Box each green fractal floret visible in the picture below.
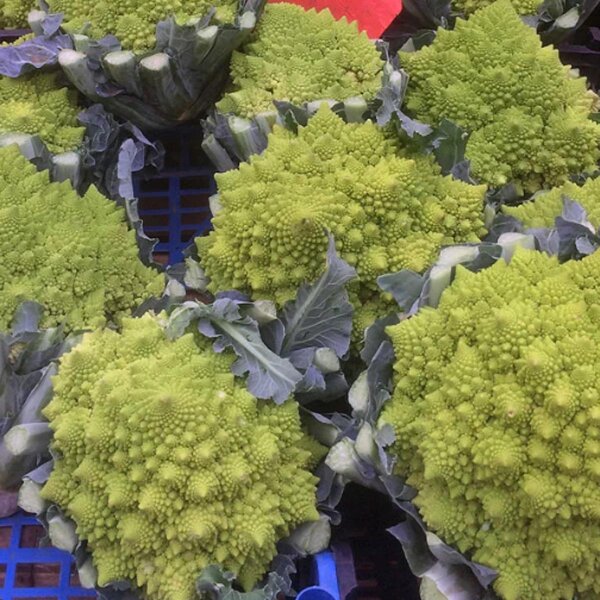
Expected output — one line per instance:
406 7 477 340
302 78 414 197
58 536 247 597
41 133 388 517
0 71 85 154
0 0 30 29
380 248 600 600
452 0 539 15
400 0 600 194
197 105 487 323
216 2 384 119
504 176 600 228
45 0 238 52
0 145 163 331
0 0 34 28
42 314 321 600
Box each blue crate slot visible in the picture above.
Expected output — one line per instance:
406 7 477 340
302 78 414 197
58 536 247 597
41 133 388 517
0 512 95 600
134 127 217 266
296 552 341 600
1 512 341 600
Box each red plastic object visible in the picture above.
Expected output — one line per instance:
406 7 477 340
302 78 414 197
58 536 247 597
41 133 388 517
267 0 403 39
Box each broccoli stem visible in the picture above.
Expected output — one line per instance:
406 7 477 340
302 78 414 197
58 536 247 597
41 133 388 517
4 423 52 456
190 11 257 85
48 514 78 553
0 133 52 170
59 50 102 100
498 232 536 261
201 134 237 172
193 25 219 64
72 34 91 53
51 152 82 189
229 116 265 161
103 51 144 97
326 440 361 481
0 365 55 489
17 478 47 514
0 449 36 490
27 9 45 36
138 53 192 115
426 265 453 309
77 558 98 589
313 348 340 375
254 111 277 137
344 97 369 122
208 192 223 215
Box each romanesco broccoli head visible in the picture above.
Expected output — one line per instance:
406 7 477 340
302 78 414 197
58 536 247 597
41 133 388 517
400 0 600 194
504 176 600 228
380 247 600 600
0 0 34 29
453 0 539 15
0 71 85 153
42 313 321 599
216 2 384 118
197 105 487 325
0 145 164 331
45 0 238 52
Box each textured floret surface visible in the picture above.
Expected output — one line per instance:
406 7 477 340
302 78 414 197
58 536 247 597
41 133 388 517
400 0 600 194
380 248 600 600
0 0 35 28
216 2 384 118
0 145 164 331
0 72 85 154
504 176 600 228
197 104 487 340
42 314 321 600
45 0 238 52
453 0 540 15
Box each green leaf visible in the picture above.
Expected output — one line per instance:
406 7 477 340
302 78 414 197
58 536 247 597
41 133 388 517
166 301 302 404
430 119 469 175
196 561 294 600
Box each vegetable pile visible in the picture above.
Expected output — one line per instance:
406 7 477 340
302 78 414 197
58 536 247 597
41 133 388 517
0 0 599 599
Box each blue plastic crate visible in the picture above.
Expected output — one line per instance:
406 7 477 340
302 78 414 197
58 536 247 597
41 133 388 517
0 512 95 599
297 552 340 600
133 127 216 266
0 512 341 600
